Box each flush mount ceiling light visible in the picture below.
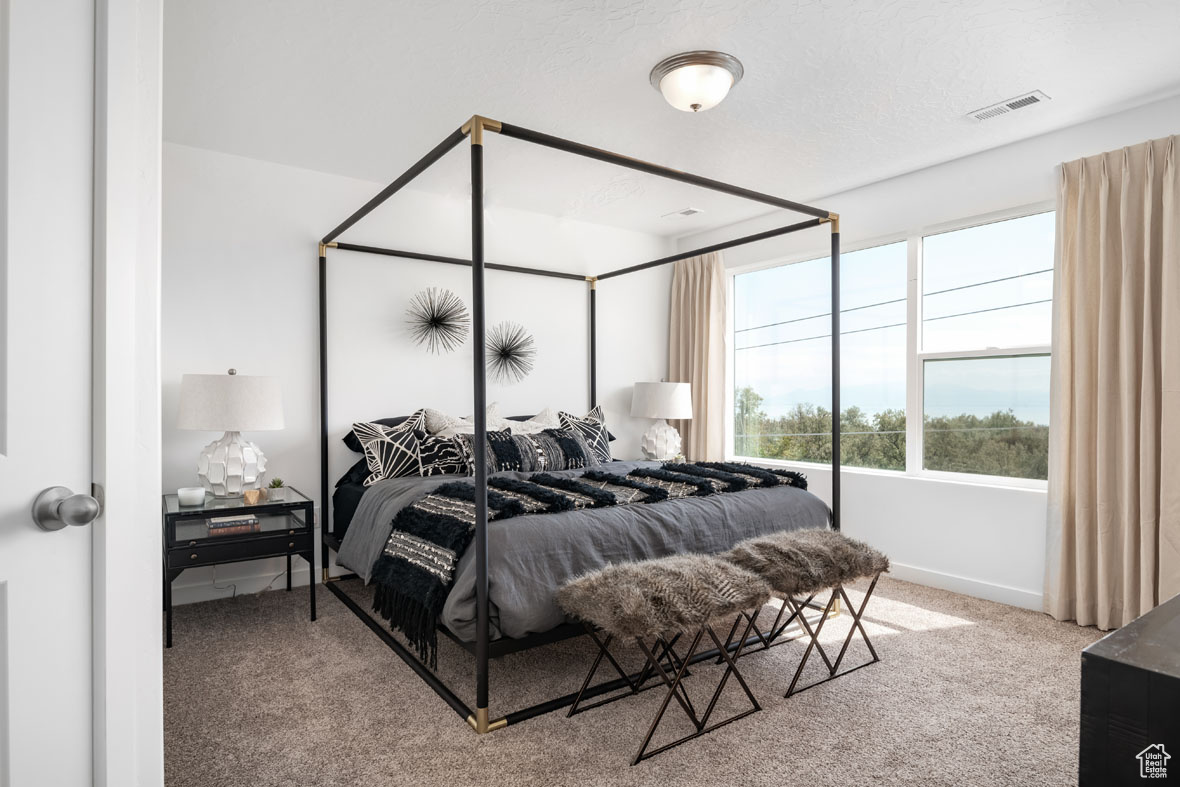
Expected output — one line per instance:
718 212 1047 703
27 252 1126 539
649 50 744 113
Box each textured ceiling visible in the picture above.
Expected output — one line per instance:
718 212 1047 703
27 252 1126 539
164 0 1180 236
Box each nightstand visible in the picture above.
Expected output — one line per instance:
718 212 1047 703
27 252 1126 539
163 487 315 647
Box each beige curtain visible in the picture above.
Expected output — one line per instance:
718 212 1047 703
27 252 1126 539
1045 135 1180 630
668 252 727 461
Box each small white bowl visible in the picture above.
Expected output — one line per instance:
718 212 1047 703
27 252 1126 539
177 487 206 507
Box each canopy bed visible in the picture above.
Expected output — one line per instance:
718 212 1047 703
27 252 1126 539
317 115 842 734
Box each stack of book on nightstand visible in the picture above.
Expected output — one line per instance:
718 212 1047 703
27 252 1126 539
207 514 261 536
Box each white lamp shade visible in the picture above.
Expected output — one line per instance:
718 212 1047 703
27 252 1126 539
658 64 735 112
177 373 284 432
631 382 693 420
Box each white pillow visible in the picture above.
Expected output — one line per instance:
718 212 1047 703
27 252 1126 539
509 407 560 435
423 408 456 435
434 402 513 437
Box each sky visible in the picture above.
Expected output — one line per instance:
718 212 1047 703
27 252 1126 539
733 211 1055 426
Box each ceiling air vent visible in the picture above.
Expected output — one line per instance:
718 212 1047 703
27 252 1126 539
967 90 1051 122
662 207 704 218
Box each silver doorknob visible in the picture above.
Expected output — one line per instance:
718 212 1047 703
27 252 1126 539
32 486 102 531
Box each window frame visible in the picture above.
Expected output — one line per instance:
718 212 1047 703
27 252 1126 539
725 200 1054 490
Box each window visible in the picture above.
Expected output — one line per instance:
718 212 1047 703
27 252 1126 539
729 208 1054 484
920 212 1054 480
733 241 907 470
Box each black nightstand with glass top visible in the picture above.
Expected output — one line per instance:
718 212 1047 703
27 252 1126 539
162 487 315 647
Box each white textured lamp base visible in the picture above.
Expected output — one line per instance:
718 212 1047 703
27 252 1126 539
640 420 683 461
197 430 268 497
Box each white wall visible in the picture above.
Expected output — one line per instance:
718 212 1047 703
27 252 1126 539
163 142 671 603
681 94 1180 610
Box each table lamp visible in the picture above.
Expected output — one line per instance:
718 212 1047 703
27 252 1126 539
631 382 693 461
177 369 284 497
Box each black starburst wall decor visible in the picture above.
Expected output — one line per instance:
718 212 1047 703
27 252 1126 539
406 288 470 354
486 321 536 383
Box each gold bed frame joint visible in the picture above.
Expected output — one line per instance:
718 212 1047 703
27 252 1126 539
821 212 840 233
318 241 338 257
462 115 503 146
466 707 508 734
586 275 597 289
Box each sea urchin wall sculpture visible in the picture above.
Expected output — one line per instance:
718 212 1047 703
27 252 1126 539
406 288 470 354
486 321 536 383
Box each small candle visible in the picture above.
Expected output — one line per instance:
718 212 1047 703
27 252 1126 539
177 487 205 507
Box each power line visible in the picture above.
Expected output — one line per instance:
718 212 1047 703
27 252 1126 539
734 297 904 334
924 267 1051 297
735 321 906 351
923 298 1051 323
735 267 1052 335
736 297 1052 352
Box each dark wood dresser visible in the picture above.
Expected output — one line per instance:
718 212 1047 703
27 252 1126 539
1080 592 1179 785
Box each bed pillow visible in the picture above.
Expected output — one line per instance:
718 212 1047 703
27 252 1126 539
343 409 429 453
334 457 371 488
352 410 428 485
525 429 595 470
455 430 511 473
444 429 594 473
418 433 471 477
507 407 560 435
434 402 515 437
559 405 613 463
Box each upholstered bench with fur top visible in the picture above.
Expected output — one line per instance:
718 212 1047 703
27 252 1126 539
557 554 771 765
721 528 890 696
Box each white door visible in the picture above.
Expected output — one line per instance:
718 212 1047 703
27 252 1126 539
1 1 163 785
0 1 99 784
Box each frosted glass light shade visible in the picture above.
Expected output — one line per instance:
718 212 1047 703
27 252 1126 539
650 51 744 113
631 382 693 420
177 372 284 432
659 65 733 112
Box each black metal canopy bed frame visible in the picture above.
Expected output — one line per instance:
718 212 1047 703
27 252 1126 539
317 115 841 734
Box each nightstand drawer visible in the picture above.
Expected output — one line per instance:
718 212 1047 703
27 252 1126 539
168 532 311 568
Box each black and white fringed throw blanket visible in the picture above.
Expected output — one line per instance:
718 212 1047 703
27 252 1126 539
370 462 807 665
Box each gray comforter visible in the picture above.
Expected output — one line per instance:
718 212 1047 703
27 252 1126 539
337 460 831 642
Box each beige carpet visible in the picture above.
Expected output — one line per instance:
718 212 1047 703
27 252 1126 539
164 576 1100 787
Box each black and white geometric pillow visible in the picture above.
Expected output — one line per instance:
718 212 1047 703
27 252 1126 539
418 434 470 477
558 405 612 463
352 409 428 485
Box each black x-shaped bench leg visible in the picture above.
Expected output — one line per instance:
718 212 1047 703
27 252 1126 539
784 572 883 697
567 628 692 716
631 610 763 765
717 591 820 662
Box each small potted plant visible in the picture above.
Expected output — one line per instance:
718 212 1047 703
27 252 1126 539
267 477 285 501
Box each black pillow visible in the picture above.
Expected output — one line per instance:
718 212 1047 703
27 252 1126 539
335 457 370 488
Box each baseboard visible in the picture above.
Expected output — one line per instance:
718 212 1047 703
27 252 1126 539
171 561 316 606
889 562 1043 611
170 557 1043 611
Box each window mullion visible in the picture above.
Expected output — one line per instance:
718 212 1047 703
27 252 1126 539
906 234 922 475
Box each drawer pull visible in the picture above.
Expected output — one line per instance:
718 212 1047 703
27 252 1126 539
189 541 197 546
190 553 198 560
289 530 294 535
288 542 295 548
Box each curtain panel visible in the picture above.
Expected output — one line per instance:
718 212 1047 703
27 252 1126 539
668 252 727 461
1045 135 1180 629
